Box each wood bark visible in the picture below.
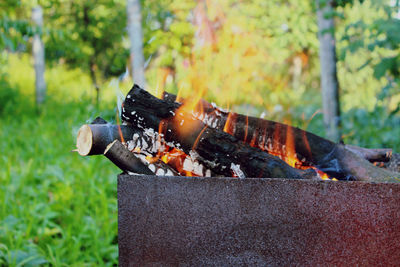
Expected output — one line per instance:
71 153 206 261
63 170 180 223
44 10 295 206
127 0 146 87
104 140 154 175
161 90 400 182
76 121 179 176
344 145 392 163
122 85 318 179
76 123 136 156
32 6 46 106
316 0 341 142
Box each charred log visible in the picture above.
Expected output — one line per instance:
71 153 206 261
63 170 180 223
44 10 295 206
162 92 392 163
123 85 317 179
161 91 400 182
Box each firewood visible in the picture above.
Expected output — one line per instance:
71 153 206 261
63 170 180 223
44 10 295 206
76 123 135 156
160 87 399 182
122 85 318 179
344 145 392 162
163 92 395 164
161 91 400 182
76 122 180 176
104 140 154 175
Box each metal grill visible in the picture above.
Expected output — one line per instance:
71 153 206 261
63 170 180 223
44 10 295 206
118 175 400 266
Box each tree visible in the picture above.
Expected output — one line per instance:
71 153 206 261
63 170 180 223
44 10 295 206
316 0 341 142
127 0 146 87
32 5 46 107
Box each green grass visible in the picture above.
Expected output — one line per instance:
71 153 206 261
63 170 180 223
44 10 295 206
0 78 121 266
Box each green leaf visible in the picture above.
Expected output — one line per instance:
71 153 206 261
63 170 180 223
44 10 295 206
373 57 396 79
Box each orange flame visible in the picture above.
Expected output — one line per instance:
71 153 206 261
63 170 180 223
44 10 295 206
223 112 237 135
116 110 125 144
244 116 249 142
192 125 208 151
285 125 297 168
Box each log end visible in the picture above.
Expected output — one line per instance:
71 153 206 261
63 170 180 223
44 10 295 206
76 124 93 156
104 140 118 155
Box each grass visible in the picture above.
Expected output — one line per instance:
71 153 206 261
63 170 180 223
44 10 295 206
0 70 120 266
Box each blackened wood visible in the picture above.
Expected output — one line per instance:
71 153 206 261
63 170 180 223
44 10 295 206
91 116 109 125
123 85 316 179
164 92 396 164
162 91 399 182
104 140 154 175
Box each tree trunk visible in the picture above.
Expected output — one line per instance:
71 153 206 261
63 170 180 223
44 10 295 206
32 6 46 107
316 0 340 142
127 0 146 88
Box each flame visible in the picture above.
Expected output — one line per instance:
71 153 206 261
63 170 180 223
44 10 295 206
244 116 249 142
116 110 125 144
285 125 297 168
192 125 208 151
223 112 236 135
159 147 197 176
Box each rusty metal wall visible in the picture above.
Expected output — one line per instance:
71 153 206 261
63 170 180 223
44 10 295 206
118 175 400 266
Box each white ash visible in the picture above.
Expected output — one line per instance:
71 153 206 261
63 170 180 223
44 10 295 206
148 164 156 172
169 111 175 116
212 102 229 113
165 169 174 176
144 128 155 136
205 169 211 177
231 163 245 178
183 156 205 176
156 168 165 176
126 94 131 99
131 111 136 115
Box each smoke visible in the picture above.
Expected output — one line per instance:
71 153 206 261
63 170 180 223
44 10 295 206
109 78 125 117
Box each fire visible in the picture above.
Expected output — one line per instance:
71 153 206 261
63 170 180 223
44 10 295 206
150 147 197 177
285 124 297 168
116 110 125 144
223 112 236 134
244 115 249 142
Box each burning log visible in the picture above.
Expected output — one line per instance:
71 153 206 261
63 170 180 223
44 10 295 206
162 91 400 182
122 85 318 179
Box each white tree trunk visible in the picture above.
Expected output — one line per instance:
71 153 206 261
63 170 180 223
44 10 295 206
32 6 46 106
316 0 341 142
127 0 146 88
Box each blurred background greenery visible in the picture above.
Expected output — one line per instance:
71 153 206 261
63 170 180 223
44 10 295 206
0 0 399 265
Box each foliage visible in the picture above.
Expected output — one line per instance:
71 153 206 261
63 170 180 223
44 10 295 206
0 74 120 266
339 0 400 112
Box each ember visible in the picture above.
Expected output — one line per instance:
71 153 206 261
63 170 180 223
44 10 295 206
76 84 400 183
